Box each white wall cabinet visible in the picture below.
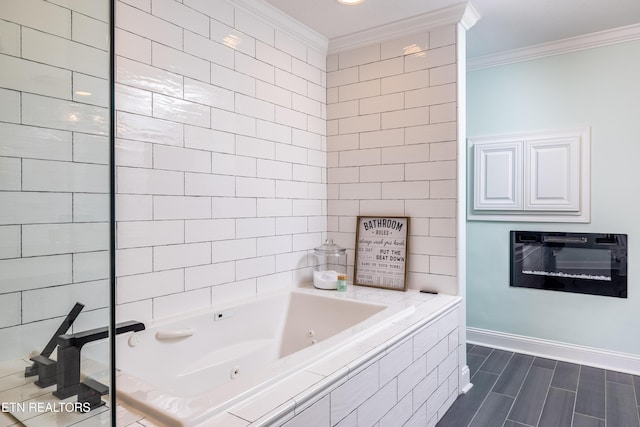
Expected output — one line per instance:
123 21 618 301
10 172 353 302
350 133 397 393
468 128 590 222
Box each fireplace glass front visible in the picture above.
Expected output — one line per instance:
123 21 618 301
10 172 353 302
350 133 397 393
510 231 627 298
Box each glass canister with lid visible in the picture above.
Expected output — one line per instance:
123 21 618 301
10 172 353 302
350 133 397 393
313 239 347 290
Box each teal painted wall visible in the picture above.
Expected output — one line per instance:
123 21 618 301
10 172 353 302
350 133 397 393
466 40 640 355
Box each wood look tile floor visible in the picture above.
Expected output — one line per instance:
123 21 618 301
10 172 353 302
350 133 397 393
437 344 640 427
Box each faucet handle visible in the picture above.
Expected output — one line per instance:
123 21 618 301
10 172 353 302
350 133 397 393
78 378 108 411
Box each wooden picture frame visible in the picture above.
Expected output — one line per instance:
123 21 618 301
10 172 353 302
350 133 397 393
354 216 409 291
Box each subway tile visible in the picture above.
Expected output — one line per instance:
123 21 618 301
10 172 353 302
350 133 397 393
430 141 457 162
381 339 413 385
327 100 359 121
211 279 257 305
410 236 456 256
212 153 256 177
0 226 20 260
276 143 307 164
152 0 208 37
236 177 275 198
0 255 72 293
210 20 255 57
327 67 358 88
22 159 108 193
116 111 183 146
22 222 109 256
236 52 275 84
327 200 359 216
414 369 439 409
115 28 152 63
22 279 108 323
430 64 457 86
292 129 322 151
327 54 339 72
359 164 404 183
116 247 153 277
405 122 457 144
185 261 236 290
257 159 292 180
3 0 71 38
330 363 378 424
154 242 211 271
72 12 108 50
360 57 403 81
429 218 456 237
116 269 184 304
257 235 292 256
236 256 275 281
405 84 456 108
236 218 276 239
358 379 398 426
307 150 327 168
382 107 429 129
275 216 308 235
405 160 456 181
0 89 20 123
275 106 307 130
408 254 429 273
22 93 107 135
211 108 256 137
0 158 20 191
116 220 184 249
381 32 429 60
292 93 322 118
430 256 456 276
115 83 152 116
73 251 109 283
339 80 380 102
256 40 292 72
257 198 292 217
327 87 338 104
236 93 275 121
73 193 109 222
185 126 235 154
212 238 256 263
381 144 429 164
211 63 257 96
430 102 457 124
292 200 322 216
0 123 71 161
116 56 183 98
235 8 274 46
380 393 413 427
275 180 308 199
339 183 381 199
292 58 322 85
359 199 404 216
307 48 325 71
293 164 322 183
381 181 429 199
430 25 456 48
154 196 211 220
153 288 211 319
116 194 153 221
381 70 429 95
22 27 108 79
308 81 326 103
152 43 210 83
275 30 307 62
276 69 309 95
359 93 405 115
184 78 235 111
292 232 322 251
116 300 152 326
154 145 211 174
184 0 233 26
116 1 182 50
256 81 292 108
0 294 20 328
339 114 381 134
327 134 359 152
153 93 211 127
405 45 456 73
185 219 235 243
212 197 256 218
0 20 20 56
0 192 71 225
338 44 380 69
339 148 381 167
308 215 327 232
117 167 184 195
430 180 457 199
257 121 291 147
185 173 235 197
115 139 153 168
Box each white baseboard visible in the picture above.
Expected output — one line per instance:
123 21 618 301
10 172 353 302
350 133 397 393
460 365 473 394
467 327 640 376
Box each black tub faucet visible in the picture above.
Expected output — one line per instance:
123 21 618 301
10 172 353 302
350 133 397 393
53 321 145 400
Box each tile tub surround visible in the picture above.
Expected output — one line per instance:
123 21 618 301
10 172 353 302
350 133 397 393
114 0 329 324
0 1 111 361
117 287 462 427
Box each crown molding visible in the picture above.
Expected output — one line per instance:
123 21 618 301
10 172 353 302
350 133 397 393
328 2 480 55
231 0 329 55
468 23 640 71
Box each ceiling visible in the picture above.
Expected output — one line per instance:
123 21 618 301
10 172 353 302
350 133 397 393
263 0 640 59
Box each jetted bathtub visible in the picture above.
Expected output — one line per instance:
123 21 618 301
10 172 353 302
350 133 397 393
116 288 415 427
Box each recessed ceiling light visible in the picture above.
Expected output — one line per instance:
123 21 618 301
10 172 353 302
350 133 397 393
338 0 364 5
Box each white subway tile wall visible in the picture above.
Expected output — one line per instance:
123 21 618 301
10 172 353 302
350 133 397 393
326 26 458 292
0 0 111 360
114 0 328 321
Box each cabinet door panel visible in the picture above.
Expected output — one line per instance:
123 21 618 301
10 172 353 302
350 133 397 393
474 141 522 210
524 137 579 211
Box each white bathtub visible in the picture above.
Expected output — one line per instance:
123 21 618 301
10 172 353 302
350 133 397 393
116 288 416 427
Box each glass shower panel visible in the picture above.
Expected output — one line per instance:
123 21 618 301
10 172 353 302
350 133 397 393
0 1 112 425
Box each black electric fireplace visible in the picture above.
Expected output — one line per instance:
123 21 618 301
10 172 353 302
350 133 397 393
510 231 628 298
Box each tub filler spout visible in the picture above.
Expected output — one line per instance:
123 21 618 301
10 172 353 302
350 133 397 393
53 320 145 400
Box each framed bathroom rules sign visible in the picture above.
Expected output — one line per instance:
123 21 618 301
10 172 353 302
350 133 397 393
354 216 409 291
